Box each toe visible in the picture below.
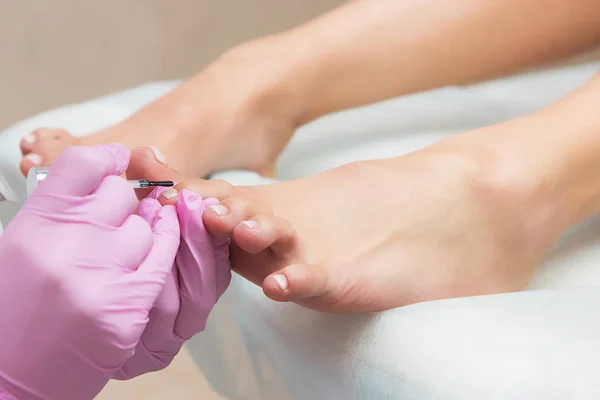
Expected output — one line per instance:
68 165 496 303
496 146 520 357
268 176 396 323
263 263 334 305
232 215 302 259
157 188 179 206
20 153 43 176
35 127 69 140
19 128 80 176
20 131 38 155
128 146 180 200
202 203 235 236
175 179 234 201
203 196 271 237
20 128 65 155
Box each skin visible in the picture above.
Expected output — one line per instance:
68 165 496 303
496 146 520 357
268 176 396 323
17 0 600 312
19 0 600 176
127 69 600 313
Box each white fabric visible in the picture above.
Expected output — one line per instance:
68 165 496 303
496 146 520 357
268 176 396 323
1 61 600 398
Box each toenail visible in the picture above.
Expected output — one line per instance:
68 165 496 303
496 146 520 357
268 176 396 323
241 220 259 230
208 204 228 216
25 154 43 165
22 133 36 145
272 274 289 291
150 146 168 167
160 188 178 200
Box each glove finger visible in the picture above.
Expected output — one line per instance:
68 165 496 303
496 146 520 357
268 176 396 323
82 176 138 226
132 205 180 293
137 199 182 348
113 269 180 380
38 144 130 197
140 268 182 351
117 269 182 379
203 197 232 296
110 214 155 271
138 198 162 225
174 190 227 339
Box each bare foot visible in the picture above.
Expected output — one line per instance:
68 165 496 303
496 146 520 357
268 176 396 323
262 154 563 312
128 144 566 313
159 185 306 290
19 48 297 178
20 128 81 175
19 125 172 177
128 146 307 291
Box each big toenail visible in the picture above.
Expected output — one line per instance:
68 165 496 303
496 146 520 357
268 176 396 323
25 154 43 165
208 205 228 216
22 133 36 145
272 274 289 291
241 220 259 230
150 146 168 166
160 188 178 200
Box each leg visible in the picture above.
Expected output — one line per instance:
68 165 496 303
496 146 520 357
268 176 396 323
129 69 600 313
19 45 296 178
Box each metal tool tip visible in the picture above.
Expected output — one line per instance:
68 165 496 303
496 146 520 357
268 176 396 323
147 181 175 187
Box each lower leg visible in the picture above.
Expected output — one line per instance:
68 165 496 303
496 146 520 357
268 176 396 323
20 43 300 178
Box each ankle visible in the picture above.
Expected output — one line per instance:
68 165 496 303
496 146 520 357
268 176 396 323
422 138 568 250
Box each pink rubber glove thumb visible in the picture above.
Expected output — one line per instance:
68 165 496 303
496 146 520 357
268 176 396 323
0 145 180 400
113 188 231 379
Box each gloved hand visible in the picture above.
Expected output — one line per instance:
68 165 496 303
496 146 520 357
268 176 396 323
113 188 231 379
0 144 180 400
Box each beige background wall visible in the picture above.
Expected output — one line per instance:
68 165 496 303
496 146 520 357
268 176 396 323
0 0 343 130
3 1 600 399
0 1 342 398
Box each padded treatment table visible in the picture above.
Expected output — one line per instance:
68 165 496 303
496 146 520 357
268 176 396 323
2 62 600 399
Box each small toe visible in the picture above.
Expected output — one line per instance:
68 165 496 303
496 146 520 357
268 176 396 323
19 128 80 176
263 263 332 303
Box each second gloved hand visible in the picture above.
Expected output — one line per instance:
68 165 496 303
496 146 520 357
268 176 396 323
113 188 231 379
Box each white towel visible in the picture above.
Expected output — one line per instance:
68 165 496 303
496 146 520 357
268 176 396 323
2 61 600 399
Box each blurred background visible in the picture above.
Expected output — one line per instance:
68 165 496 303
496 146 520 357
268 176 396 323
0 0 342 398
4 2 600 399
0 0 343 130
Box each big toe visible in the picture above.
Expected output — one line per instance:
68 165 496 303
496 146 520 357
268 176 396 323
19 128 80 175
127 146 181 200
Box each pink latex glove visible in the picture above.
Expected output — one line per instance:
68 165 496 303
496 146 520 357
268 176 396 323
0 144 180 400
113 188 231 379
